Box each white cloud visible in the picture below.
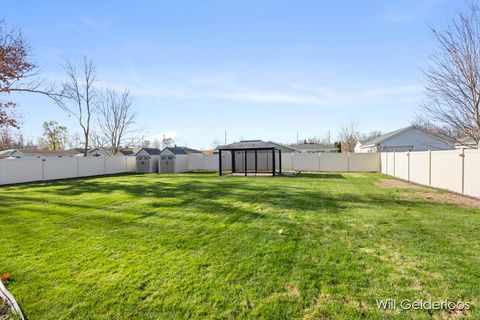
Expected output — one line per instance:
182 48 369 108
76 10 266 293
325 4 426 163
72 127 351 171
98 70 422 108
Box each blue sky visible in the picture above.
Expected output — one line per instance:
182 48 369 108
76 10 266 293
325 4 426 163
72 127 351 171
3 0 461 149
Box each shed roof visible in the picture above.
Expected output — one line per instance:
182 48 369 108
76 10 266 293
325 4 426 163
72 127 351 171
135 148 161 155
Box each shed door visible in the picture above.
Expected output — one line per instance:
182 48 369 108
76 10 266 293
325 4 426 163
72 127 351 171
160 156 174 173
137 156 151 173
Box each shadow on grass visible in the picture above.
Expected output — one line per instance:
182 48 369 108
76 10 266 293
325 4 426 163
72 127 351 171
297 173 346 179
0 173 452 228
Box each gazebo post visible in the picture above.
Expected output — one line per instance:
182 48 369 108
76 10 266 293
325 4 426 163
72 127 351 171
255 149 258 176
272 148 276 176
279 149 282 175
218 149 223 176
231 151 235 174
244 149 248 176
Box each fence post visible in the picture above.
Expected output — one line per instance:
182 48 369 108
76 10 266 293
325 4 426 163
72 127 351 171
393 152 396 176
461 148 465 194
428 149 432 187
41 157 45 181
76 157 79 177
347 152 350 172
407 151 410 181
318 153 322 172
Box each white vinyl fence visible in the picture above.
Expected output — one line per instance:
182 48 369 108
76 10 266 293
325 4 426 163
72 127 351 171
381 149 480 198
188 153 380 172
0 156 136 185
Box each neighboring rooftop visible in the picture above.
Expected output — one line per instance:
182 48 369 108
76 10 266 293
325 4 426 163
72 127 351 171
360 126 430 147
163 146 202 155
290 142 338 151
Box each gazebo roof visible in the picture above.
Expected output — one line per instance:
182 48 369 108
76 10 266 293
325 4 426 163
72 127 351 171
218 140 291 151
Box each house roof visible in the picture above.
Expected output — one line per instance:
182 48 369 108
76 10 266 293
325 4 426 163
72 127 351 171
361 126 421 147
218 140 296 151
0 149 20 157
135 148 161 155
18 148 79 155
163 146 202 155
290 143 337 151
118 149 134 156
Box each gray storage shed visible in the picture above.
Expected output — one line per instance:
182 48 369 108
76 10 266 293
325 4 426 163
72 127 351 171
159 147 201 173
135 148 161 173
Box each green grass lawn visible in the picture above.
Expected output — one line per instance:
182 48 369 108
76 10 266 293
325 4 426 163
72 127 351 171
1 172 479 319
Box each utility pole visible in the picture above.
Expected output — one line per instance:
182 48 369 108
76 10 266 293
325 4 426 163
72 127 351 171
296 131 299 143
224 130 227 145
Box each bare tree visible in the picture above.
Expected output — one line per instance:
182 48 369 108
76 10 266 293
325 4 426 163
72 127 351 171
57 57 96 156
162 134 174 148
97 89 136 154
66 132 83 149
338 121 360 152
359 130 382 142
38 121 68 150
0 127 24 149
89 130 108 148
1 18 62 128
151 138 162 149
419 2 480 147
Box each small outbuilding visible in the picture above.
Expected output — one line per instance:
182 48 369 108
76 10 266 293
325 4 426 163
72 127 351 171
217 140 292 176
135 148 161 173
159 146 201 173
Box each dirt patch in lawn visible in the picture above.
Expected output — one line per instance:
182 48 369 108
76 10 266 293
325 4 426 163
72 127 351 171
284 283 300 298
376 179 425 190
378 179 480 208
406 192 480 209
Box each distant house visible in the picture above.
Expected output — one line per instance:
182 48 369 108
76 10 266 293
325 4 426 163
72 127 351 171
0 149 23 159
69 147 136 157
290 142 339 153
0 148 79 159
354 126 454 153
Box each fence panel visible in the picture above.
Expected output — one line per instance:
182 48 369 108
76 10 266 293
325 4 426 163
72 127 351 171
409 151 430 186
430 150 463 194
126 156 136 172
292 154 320 171
348 153 380 172
106 157 127 174
393 152 409 180
386 153 395 176
464 150 480 198
380 153 388 174
0 158 43 184
44 158 77 180
319 153 348 171
382 149 480 198
78 157 105 177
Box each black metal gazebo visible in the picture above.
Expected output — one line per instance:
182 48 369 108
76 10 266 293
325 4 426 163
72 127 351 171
218 140 283 176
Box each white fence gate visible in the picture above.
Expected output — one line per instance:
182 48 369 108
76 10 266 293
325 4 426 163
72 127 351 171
381 149 480 198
